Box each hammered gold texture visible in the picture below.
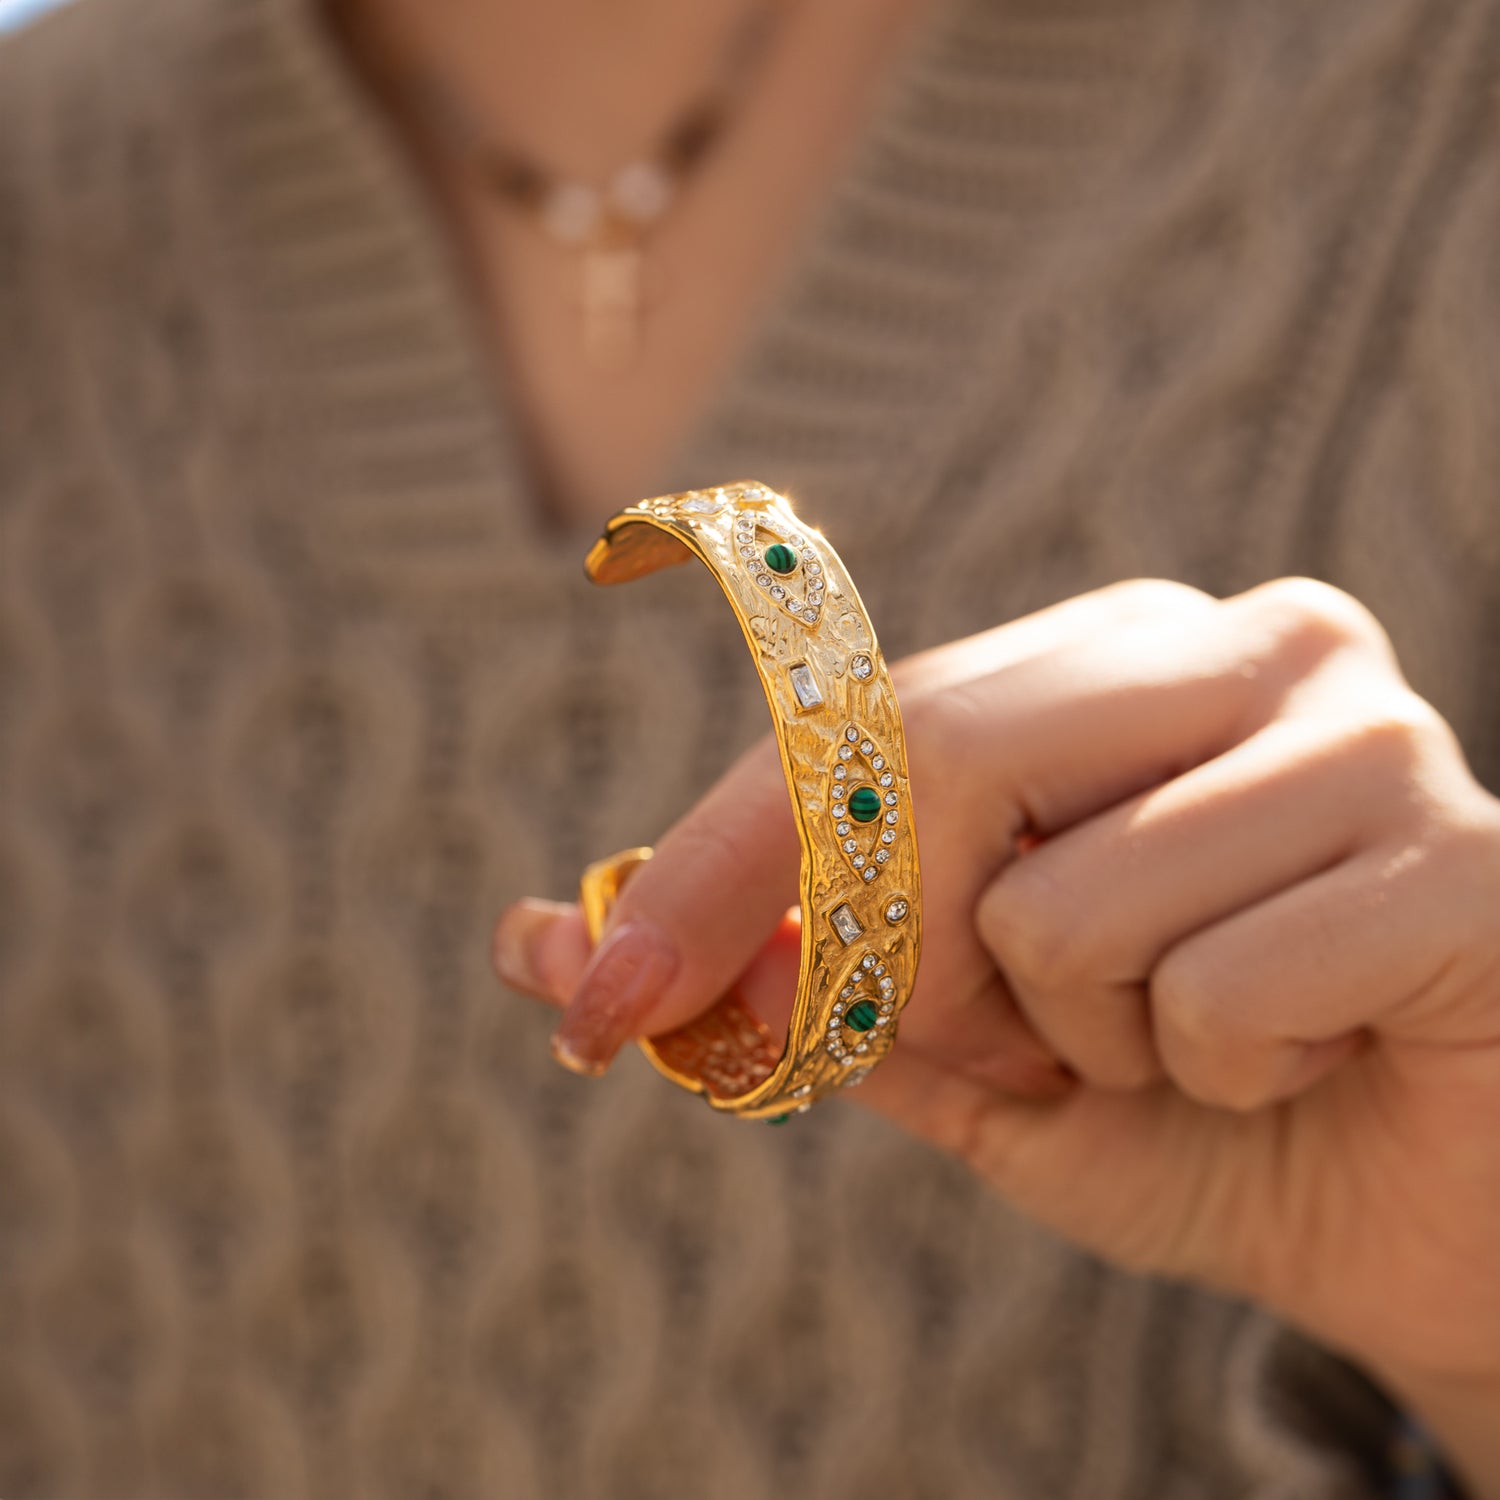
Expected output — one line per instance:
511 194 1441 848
4 0 1500 1495
581 483 923 1118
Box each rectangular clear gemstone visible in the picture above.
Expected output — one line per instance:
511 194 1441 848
829 902 863 945
788 662 823 709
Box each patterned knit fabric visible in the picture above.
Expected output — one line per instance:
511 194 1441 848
3 0 1499 1495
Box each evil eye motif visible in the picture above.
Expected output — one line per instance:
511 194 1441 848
830 724 900 881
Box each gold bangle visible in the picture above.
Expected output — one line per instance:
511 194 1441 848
577 480 922 1122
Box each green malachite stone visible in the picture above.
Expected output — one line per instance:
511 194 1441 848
848 786 882 822
846 999 880 1032
767 1112 791 1125
764 543 798 574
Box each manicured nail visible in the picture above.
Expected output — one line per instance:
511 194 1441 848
549 919 679 1075
493 900 566 998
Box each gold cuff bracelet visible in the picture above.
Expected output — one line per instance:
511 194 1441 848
578 481 922 1121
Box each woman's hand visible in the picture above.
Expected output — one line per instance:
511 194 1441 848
492 578 1500 1491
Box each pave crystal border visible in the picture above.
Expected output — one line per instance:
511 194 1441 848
831 723 900 883
732 506 827 626
823 948 900 1074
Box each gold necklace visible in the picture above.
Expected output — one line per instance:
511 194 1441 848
411 5 780 371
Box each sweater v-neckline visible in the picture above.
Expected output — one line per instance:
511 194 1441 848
189 0 1160 618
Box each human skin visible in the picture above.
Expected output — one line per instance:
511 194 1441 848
493 577 1500 1497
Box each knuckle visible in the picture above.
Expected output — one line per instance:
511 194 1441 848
1151 946 1266 1112
1305 694 1449 805
1333 698 1438 774
1097 577 1215 620
974 860 1082 992
1243 577 1395 662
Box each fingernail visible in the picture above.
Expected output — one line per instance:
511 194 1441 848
549 919 679 1075
493 900 564 998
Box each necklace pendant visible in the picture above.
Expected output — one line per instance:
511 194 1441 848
579 237 644 372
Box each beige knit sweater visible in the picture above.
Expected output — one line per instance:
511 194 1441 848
3 0 1500 1495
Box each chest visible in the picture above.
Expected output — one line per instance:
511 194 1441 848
414 0 928 533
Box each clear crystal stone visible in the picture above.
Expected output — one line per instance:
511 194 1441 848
851 655 874 680
840 1055 855 1067
864 868 878 880
885 899 909 923
853 854 866 868
874 964 885 976
829 903 863 945
788 663 823 709
885 810 899 824
845 726 859 742
885 791 898 805
834 766 846 780
839 745 853 760
842 1065 870 1086
841 985 853 997
785 598 801 612
875 849 890 864
808 562 821 574
771 585 786 599
862 955 877 969
876 1016 890 1026
793 1084 811 1098
757 574 773 587
860 740 873 754
740 546 756 558
880 773 894 787
843 839 857 853
803 609 817 621
836 822 850 836
881 830 895 843
855 1043 869 1054
683 492 723 513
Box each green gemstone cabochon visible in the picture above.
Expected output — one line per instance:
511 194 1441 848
847 786 882 822
846 999 880 1032
764 543 798 574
